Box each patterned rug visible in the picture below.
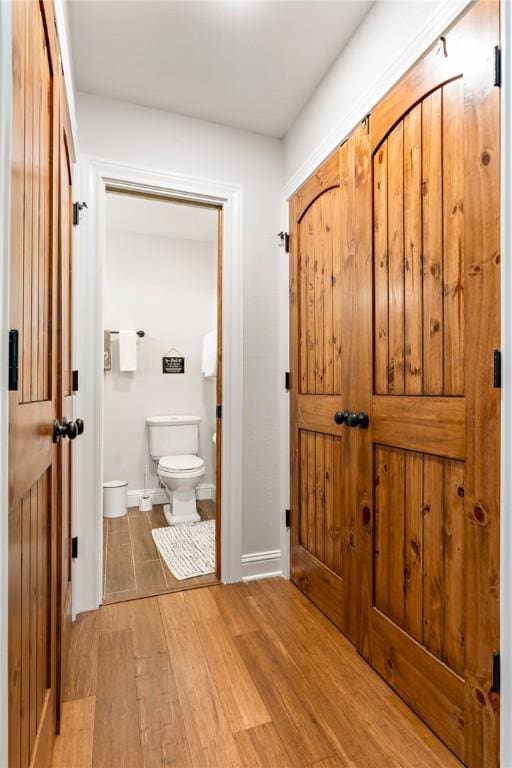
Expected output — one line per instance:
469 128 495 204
152 519 215 580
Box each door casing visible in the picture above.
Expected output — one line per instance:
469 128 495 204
72 157 244 615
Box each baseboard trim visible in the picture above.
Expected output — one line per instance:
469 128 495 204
127 483 215 508
241 549 282 582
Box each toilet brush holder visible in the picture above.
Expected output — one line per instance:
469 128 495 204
139 494 153 512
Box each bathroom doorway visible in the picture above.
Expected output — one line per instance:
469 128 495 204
101 190 222 604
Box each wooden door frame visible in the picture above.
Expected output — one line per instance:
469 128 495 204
71 156 243 615
0 2 12 765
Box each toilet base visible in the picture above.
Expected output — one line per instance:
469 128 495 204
163 501 200 526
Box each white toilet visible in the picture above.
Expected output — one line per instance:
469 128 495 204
146 415 205 525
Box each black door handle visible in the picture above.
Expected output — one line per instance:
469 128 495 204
53 418 79 443
75 418 84 436
346 412 369 429
334 411 347 425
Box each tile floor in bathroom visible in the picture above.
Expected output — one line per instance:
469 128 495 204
102 501 217 604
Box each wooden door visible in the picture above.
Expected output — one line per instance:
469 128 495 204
355 2 500 765
57 83 76 720
289 152 360 637
8 1 75 764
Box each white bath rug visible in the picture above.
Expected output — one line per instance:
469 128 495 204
152 519 215 580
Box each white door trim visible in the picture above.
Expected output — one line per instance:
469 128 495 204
72 155 244 615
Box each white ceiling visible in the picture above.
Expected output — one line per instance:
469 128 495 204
106 192 219 242
67 1 373 138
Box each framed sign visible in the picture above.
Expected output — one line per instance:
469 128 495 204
162 355 185 374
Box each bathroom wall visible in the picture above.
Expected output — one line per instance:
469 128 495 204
76 92 283 563
103 196 218 500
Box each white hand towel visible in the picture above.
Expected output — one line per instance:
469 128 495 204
201 329 217 378
119 330 137 372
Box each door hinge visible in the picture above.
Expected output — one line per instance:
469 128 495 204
493 349 501 388
494 45 502 87
491 652 500 693
8 330 19 391
73 201 88 226
71 536 78 559
216 404 222 419
285 371 290 390
285 509 291 528
278 231 289 253
72 370 79 392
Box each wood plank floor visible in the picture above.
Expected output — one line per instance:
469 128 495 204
103 501 217 604
53 578 462 768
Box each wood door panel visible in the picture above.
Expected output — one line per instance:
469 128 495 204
372 396 465 459
20 2 53 406
373 80 465 397
298 430 343 575
369 608 465 758
10 468 52 768
373 445 465 676
298 187 341 395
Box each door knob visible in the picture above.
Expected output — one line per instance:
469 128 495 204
53 418 78 443
334 411 347 425
346 412 369 429
75 418 84 436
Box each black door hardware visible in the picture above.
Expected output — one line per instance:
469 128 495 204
335 411 369 429
72 536 79 559
53 418 82 443
8 330 19 391
347 411 369 429
73 201 88 226
277 231 289 253
334 411 349 425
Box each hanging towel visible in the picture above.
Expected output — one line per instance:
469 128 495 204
119 330 137 372
201 329 217 378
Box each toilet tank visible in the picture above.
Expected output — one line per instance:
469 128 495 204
146 415 200 459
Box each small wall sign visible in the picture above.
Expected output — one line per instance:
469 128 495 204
162 355 185 374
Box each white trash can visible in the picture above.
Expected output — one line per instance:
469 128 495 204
103 480 128 518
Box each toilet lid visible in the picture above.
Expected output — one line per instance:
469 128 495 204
159 454 204 472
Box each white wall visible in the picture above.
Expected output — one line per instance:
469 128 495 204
103 226 217 494
283 0 466 191
76 92 283 559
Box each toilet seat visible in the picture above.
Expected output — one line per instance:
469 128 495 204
158 454 205 476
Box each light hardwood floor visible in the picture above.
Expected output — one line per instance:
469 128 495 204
103 501 217 604
52 578 461 768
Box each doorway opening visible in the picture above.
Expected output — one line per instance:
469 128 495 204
101 189 222 604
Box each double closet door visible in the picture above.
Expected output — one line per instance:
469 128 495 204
289 2 500 766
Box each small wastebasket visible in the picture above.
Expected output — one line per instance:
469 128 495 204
103 480 128 518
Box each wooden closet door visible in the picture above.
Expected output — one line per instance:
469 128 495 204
289 152 358 636
357 2 500 765
8 2 61 766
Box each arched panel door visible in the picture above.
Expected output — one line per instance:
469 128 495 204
357 2 500 765
289 151 356 637
290 138 371 641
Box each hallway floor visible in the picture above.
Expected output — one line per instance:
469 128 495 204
103 501 217 604
52 578 460 767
